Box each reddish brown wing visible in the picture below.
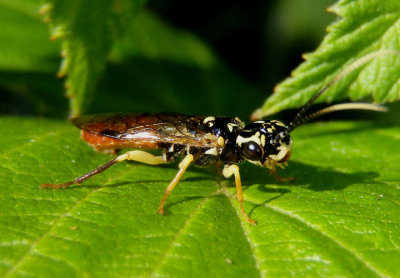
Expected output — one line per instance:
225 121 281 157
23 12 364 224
71 113 217 151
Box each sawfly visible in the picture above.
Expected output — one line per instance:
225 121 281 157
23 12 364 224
42 51 391 225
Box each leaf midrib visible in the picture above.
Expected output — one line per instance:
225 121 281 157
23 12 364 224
221 186 263 278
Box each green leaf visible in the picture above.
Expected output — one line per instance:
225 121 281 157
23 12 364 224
0 0 60 72
1 116 399 277
42 0 146 116
253 0 400 119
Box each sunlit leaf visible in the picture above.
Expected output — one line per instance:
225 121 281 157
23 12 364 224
1 117 399 277
253 0 400 119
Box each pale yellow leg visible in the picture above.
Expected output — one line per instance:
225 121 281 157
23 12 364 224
158 154 194 215
42 150 167 189
223 165 256 225
116 150 167 165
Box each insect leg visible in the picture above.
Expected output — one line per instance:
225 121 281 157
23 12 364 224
42 150 167 189
268 164 295 182
215 160 223 177
158 154 193 215
223 165 256 225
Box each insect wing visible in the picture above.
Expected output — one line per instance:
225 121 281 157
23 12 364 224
71 113 217 149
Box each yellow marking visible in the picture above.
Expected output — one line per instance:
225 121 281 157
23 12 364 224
246 160 262 167
159 154 194 214
223 165 256 225
227 123 237 132
234 117 245 128
205 147 218 156
217 136 225 146
268 138 293 162
204 116 215 122
267 128 273 133
217 136 225 147
236 131 261 147
260 134 266 146
203 116 215 127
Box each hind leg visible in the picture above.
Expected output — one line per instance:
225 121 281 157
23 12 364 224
42 150 168 189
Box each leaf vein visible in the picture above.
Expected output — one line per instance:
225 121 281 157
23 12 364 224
147 188 223 278
249 199 387 277
4 163 138 277
221 186 263 278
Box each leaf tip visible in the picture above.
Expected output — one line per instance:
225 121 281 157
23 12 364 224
57 54 69 78
40 3 52 24
326 3 339 15
250 108 263 121
39 3 52 15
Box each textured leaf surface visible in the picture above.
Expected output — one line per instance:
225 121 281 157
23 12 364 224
253 0 400 119
42 0 146 116
1 116 399 277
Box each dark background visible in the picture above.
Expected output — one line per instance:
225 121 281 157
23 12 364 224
149 0 335 88
4 0 374 122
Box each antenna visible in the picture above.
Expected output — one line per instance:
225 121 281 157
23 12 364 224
296 102 387 125
287 50 400 133
273 49 398 143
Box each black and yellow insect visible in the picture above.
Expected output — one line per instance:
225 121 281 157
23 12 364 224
42 53 387 225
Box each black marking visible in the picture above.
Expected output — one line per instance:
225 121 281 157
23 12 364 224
238 120 292 164
100 129 120 137
156 117 291 167
201 117 244 163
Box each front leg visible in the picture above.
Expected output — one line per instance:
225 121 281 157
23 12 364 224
268 163 295 182
223 164 256 225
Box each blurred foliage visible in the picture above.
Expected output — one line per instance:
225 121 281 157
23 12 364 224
42 0 147 116
0 0 340 120
2 0 398 122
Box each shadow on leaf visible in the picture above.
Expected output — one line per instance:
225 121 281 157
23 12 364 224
240 160 379 192
285 161 379 191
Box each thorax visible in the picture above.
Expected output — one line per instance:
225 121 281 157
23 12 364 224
163 116 245 166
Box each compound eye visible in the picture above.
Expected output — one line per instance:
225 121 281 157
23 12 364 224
240 141 262 160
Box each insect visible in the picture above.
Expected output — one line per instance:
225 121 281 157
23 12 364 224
42 52 388 225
